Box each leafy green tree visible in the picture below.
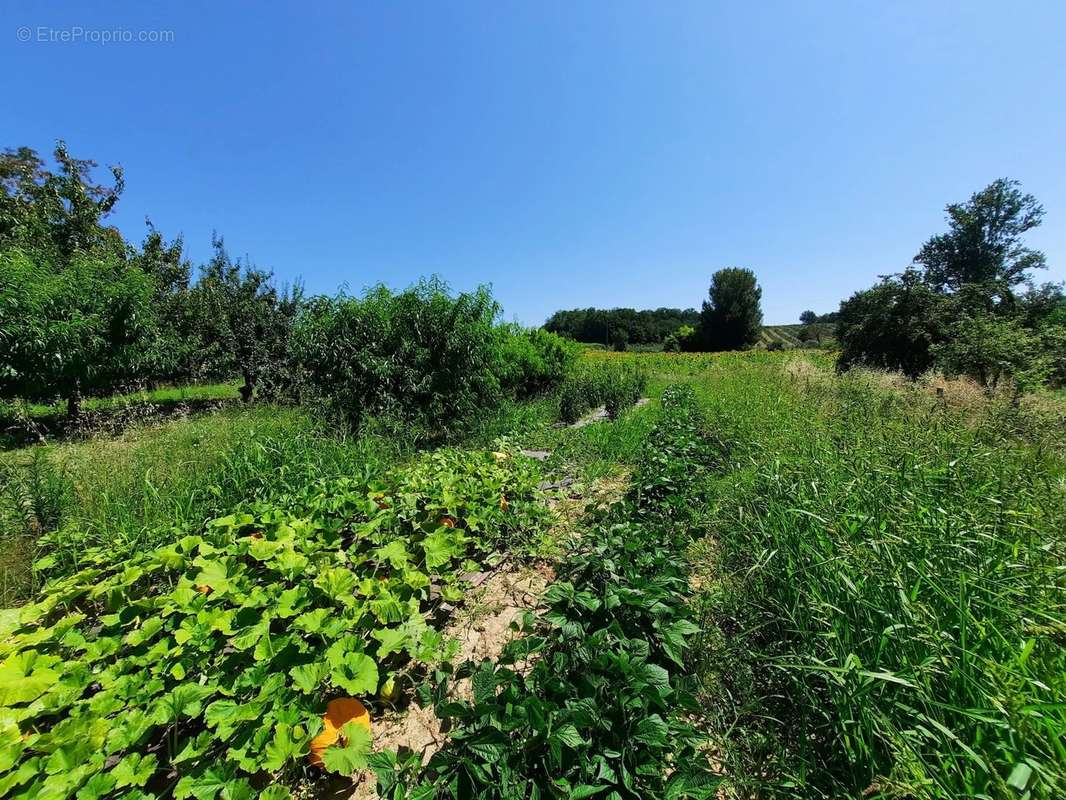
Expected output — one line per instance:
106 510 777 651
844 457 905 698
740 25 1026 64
131 225 198 383
0 249 157 416
932 312 1048 390
191 235 299 401
0 142 125 264
836 270 946 378
839 179 1054 386
915 178 1046 297
799 310 817 325
698 268 763 351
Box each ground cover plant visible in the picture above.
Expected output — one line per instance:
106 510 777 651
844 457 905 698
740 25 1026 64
388 386 720 799
0 444 549 800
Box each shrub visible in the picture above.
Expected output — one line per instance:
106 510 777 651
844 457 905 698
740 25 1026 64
494 325 577 398
291 279 503 438
290 280 574 439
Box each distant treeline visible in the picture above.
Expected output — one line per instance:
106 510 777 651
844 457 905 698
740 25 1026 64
543 307 699 346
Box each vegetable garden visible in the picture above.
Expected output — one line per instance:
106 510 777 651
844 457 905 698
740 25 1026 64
2 350 1063 800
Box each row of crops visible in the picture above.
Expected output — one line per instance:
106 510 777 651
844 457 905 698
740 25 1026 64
0 445 551 799
393 385 720 798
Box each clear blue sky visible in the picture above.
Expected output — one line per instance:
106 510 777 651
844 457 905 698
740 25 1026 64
4 1 1065 325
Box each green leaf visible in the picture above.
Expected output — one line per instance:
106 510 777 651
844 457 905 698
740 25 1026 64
372 627 407 658
633 714 669 747
173 763 237 800
321 722 372 775
204 699 262 738
570 786 610 799
192 559 232 594
247 538 283 562
552 724 585 750
423 530 462 570
290 662 329 694
374 541 411 570
75 771 116 799
112 752 158 789
331 653 379 696
262 723 305 771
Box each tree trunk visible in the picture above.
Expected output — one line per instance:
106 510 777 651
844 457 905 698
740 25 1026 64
239 375 254 403
67 383 82 420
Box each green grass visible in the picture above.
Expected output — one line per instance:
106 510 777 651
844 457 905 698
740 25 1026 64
3 381 241 418
651 352 1066 799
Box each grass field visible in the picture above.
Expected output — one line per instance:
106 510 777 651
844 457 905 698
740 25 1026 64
1 382 242 420
1 352 1062 799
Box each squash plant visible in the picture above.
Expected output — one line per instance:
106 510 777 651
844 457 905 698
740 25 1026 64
0 446 547 800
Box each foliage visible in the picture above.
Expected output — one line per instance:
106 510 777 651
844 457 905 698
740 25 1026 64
915 178 1046 294
836 270 946 378
190 236 301 400
492 326 578 399
291 279 571 439
0 445 548 800
558 362 647 423
0 248 159 416
931 312 1049 390
399 386 721 798
543 307 700 347
0 407 403 587
291 279 502 436
662 324 696 353
685 353 1065 799
697 268 763 351
838 178 1059 388
0 142 125 264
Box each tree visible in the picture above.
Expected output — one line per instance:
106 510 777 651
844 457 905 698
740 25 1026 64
192 235 299 401
838 179 1054 386
662 324 696 353
0 141 125 264
931 312 1048 390
915 178 1045 297
0 249 157 416
698 268 763 351
291 278 505 435
132 224 197 383
799 310 817 325
836 270 946 378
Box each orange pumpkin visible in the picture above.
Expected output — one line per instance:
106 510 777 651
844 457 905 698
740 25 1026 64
439 515 457 528
308 697 371 766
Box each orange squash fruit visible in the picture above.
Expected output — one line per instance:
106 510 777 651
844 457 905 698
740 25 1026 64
308 697 371 766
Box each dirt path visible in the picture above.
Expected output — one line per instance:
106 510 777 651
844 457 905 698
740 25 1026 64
346 469 632 799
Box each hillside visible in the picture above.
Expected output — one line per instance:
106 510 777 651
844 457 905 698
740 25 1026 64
758 322 836 348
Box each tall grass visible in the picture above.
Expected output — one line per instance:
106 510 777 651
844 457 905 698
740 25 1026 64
674 353 1066 798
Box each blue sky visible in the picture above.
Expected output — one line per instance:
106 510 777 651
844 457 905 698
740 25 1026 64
4 1 1065 325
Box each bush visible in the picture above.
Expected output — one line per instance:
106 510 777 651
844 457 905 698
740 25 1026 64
290 279 572 439
494 325 577 399
663 324 697 353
